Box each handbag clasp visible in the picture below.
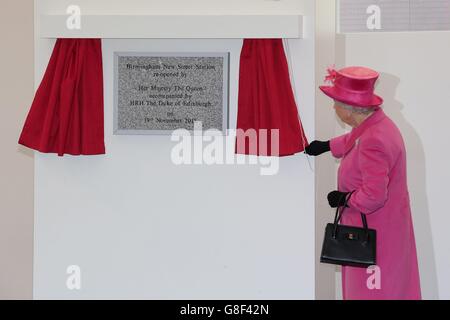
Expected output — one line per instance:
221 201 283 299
346 232 358 240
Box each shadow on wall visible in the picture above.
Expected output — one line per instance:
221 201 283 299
378 72 439 299
17 145 34 159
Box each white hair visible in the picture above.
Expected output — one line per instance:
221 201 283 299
335 100 377 115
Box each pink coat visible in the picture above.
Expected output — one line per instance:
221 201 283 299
330 108 421 300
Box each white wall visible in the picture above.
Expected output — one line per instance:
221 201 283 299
336 31 450 299
33 0 317 299
314 0 338 300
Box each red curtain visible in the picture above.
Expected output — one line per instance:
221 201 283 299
19 39 105 156
235 39 308 156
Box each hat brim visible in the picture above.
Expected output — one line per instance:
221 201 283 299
319 85 383 107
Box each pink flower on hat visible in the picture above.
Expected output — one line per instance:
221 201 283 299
324 64 337 84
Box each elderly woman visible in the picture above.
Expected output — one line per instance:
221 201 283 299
306 66 421 300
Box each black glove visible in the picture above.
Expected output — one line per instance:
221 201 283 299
327 190 349 208
305 140 330 156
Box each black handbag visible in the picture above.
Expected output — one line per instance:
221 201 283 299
320 192 377 268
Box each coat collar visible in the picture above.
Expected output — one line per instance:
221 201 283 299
343 108 386 155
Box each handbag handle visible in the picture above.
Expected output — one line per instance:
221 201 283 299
332 191 369 239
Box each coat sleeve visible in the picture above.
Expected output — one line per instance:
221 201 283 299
347 135 391 214
330 132 351 159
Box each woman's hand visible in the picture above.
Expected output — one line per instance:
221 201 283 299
305 140 330 156
327 190 349 208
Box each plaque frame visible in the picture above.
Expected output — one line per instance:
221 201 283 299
113 51 230 135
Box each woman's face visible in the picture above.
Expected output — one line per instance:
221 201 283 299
333 101 353 126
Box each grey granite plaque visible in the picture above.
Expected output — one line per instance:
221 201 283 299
114 52 229 135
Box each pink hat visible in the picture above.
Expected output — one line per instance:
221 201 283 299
319 66 383 107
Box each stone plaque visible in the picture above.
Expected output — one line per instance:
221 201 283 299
114 52 229 134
